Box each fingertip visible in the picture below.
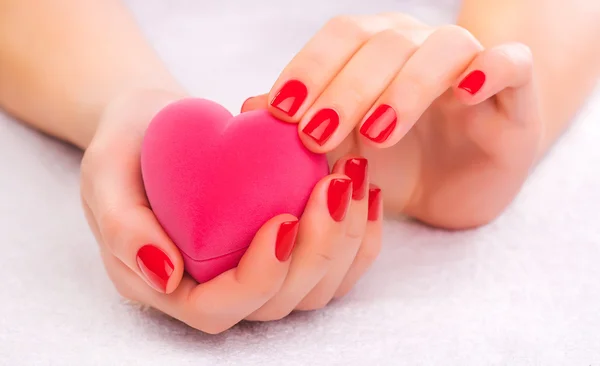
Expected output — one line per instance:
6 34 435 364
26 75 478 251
275 217 300 262
240 94 269 113
241 213 299 265
358 104 402 149
134 243 180 294
231 214 298 297
105 207 184 295
367 184 382 222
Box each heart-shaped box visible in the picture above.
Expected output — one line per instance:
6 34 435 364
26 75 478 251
141 98 329 282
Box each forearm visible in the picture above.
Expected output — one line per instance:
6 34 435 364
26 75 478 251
0 0 184 149
457 0 600 155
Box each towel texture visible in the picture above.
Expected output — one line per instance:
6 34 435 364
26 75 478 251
0 1 599 365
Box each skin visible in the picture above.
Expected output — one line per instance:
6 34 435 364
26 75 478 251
1 0 599 333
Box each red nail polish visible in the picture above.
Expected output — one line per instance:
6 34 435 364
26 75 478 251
136 245 174 292
367 186 382 221
275 220 299 262
270 80 308 117
458 70 486 95
302 108 340 145
344 157 368 200
360 104 397 143
327 178 353 222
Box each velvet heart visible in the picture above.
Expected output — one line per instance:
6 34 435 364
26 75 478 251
141 98 329 283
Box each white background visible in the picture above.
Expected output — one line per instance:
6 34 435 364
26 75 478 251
1 0 599 365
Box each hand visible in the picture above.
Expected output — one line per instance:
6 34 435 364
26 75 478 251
242 13 543 229
80 89 382 333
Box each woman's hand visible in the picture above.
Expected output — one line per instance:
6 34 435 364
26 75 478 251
80 89 382 333
242 13 543 229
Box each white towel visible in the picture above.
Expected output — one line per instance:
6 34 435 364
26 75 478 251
1 1 599 365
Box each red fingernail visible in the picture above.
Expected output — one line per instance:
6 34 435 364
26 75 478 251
275 220 299 262
270 80 308 117
136 245 174 292
327 178 353 222
360 104 397 143
367 186 382 221
458 70 486 95
302 108 339 145
344 157 368 200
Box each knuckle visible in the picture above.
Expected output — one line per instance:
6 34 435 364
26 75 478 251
314 251 335 266
399 72 435 102
336 82 369 112
436 24 471 40
435 24 480 52
97 207 126 251
514 43 533 63
378 28 416 48
252 282 280 299
497 43 534 70
292 52 327 83
326 15 372 42
364 29 419 64
234 273 281 300
345 221 366 240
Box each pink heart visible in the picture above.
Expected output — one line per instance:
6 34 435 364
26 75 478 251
141 98 329 283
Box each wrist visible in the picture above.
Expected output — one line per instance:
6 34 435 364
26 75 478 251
74 85 187 150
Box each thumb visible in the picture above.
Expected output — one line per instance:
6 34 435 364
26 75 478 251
241 94 269 113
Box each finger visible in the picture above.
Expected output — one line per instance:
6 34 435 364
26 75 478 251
104 214 299 334
241 94 268 113
82 113 184 294
297 29 419 152
335 184 383 298
296 157 369 310
453 42 540 158
454 42 536 120
267 15 399 122
246 174 353 321
359 25 483 148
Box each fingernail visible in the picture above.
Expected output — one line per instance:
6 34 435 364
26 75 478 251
368 186 382 221
458 70 486 95
270 79 308 117
136 244 174 292
327 178 353 222
344 157 368 200
275 220 300 262
360 104 397 143
302 108 340 145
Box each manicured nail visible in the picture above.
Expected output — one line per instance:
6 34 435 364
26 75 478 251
344 157 368 200
270 80 308 117
136 244 174 293
360 104 397 143
302 108 340 145
367 186 382 221
327 178 353 222
275 220 300 262
458 70 486 95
